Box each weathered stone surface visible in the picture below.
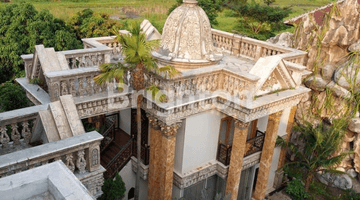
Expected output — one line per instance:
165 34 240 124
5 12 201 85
317 173 352 190
349 40 360 52
326 81 351 98
334 61 360 91
147 127 162 200
225 121 249 200
253 111 282 200
349 118 360 133
321 64 337 81
293 0 360 68
304 75 328 91
347 169 357 178
266 32 294 48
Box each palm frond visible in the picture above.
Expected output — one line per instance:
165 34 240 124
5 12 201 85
94 62 130 89
145 84 167 103
158 65 181 79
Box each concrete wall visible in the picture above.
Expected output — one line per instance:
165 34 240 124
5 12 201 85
118 159 148 200
120 109 131 135
180 110 222 174
174 120 186 174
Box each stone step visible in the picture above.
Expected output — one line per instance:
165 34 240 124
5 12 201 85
38 110 61 142
49 101 73 140
59 95 85 136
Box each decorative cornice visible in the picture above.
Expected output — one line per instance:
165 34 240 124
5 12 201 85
173 152 261 189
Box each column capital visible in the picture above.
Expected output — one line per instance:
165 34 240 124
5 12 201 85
234 120 250 130
147 113 161 129
269 110 283 122
160 122 182 138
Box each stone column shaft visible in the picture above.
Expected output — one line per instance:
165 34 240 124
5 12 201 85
253 111 283 200
160 135 177 200
148 126 162 200
278 106 297 169
225 121 250 200
147 115 181 200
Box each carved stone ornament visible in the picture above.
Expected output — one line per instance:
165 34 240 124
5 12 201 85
261 72 278 91
76 150 87 173
10 124 21 145
21 121 31 144
91 148 99 167
65 154 75 172
160 122 182 137
147 114 160 129
234 120 250 129
0 126 10 148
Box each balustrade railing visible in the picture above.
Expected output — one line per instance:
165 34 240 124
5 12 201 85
100 118 115 152
104 138 133 178
245 130 265 157
217 143 232 166
0 131 102 178
216 130 265 166
211 29 306 64
0 107 44 150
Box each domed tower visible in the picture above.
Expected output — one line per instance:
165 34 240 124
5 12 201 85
152 0 223 70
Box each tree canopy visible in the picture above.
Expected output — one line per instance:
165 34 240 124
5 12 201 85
168 0 222 26
68 8 124 39
232 0 291 40
0 82 31 112
0 2 82 84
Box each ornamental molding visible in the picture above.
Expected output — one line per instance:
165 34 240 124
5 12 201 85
173 152 261 189
142 92 306 125
131 156 149 180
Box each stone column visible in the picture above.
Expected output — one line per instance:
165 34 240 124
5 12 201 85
147 115 163 200
274 107 296 189
278 106 297 169
147 115 181 200
252 111 283 200
225 120 250 200
159 122 181 200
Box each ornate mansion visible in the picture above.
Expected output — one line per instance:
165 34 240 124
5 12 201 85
0 0 310 200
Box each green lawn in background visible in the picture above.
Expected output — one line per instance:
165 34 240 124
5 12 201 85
1 0 335 36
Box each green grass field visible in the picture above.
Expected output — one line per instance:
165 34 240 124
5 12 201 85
1 0 335 36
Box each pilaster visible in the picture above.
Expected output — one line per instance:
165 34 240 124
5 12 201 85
225 120 250 200
277 106 296 169
147 114 162 200
252 111 283 200
147 113 181 200
274 106 296 189
159 122 181 200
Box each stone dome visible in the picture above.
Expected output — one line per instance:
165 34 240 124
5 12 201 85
153 0 222 69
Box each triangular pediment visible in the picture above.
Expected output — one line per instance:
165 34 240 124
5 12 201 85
249 56 296 96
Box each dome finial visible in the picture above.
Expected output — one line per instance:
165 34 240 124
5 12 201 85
183 0 197 4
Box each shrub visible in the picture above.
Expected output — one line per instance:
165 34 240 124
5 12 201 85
0 82 31 112
223 9 236 17
68 8 123 39
101 174 126 200
285 179 310 200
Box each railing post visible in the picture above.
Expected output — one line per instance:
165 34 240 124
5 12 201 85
255 46 263 61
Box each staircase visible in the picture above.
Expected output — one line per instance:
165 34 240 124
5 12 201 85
32 95 85 143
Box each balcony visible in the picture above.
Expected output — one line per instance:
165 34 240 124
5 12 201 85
216 130 265 166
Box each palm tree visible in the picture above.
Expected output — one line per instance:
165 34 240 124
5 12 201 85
94 21 180 200
278 118 352 193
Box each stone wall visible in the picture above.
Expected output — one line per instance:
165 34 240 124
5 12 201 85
267 0 360 191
